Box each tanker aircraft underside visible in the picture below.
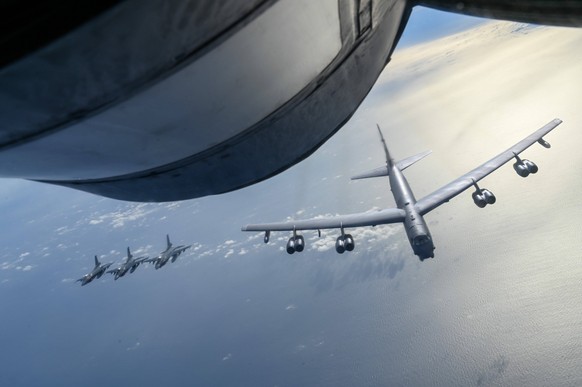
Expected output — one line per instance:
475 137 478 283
242 119 562 260
1 1 580 202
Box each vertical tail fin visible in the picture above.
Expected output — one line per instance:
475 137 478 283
127 247 132 260
166 234 172 249
94 255 100 267
376 124 393 168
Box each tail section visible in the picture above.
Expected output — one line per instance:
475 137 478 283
127 247 132 260
377 124 393 169
351 124 431 180
94 255 100 267
166 234 172 249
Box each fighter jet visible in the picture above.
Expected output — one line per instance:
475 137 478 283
145 235 191 269
76 255 113 286
107 247 148 280
242 119 561 261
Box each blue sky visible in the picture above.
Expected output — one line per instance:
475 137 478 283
398 6 487 47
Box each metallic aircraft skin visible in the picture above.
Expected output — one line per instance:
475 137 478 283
416 0 582 27
242 119 562 260
1 1 581 202
107 247 148 280
76 255 113 286
145 235 191 269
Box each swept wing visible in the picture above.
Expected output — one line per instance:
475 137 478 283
415 119 561 215
241 208 406 232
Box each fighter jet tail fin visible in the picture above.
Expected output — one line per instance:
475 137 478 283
166 234 172 249
94 255 100 267
127 247 132 260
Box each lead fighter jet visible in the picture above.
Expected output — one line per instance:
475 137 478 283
242 119 562 261
76 255 113 286
107 247 148 280
145 235 191 269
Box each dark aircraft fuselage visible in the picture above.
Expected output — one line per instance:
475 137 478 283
1 0 581 201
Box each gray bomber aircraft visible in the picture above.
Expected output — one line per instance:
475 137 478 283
76 255 113 286
107 247 148 280
1 2 581 202
145 235 191 269
242 119 562 260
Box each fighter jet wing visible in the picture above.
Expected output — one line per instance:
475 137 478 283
144 256 161 264
133 256 150 265
415 118 562 215
175 245 191 254
242 208 406 232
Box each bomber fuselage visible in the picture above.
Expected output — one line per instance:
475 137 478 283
388 162 435 260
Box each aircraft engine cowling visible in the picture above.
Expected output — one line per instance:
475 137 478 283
286 237 296 255
523 159 538 174
481 189 496 204
513 161 530 177
335 236 346 254
294 235 305 252
344 234 355 252
472 191 487 208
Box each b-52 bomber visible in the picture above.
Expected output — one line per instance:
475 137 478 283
145 234 191 269
107 247 149 280
76 255 113 286
242 119 562 261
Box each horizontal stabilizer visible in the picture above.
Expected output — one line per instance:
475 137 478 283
351 150 431 180
351 165 389 180
397 150 432 171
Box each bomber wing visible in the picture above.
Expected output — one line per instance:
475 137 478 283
242 208 406 233
415 118 562 215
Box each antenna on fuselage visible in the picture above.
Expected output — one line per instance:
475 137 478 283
376 124 393 168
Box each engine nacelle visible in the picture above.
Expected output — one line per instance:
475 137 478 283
294 235 305 252
344 234 355 252
481 189 496 204
472 191 487 208
513 161 530 177
523 159 538 174
286 235 305 254
286 237 295 254
335 236 346 254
